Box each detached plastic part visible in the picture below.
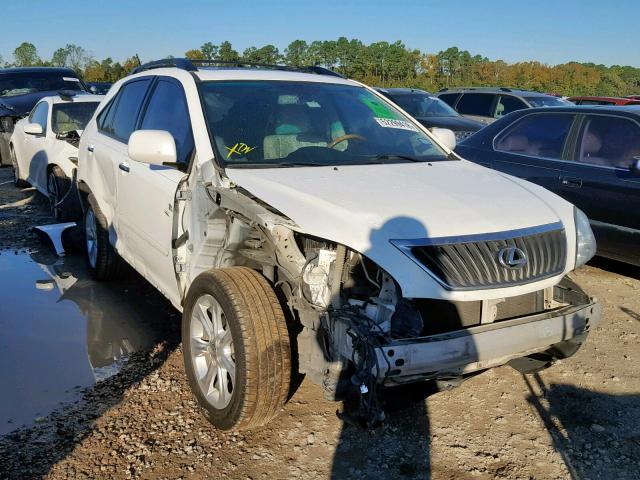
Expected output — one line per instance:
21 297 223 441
32 222 77 256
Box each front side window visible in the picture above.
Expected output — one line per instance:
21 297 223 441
51 102 100 134
29 102 48 130
389 92 458 118
495 95 527 118
456 93 495 117
199 81 450 167
106 79 150 142
0 72 84 97
140 80 194 164
578 115 640 169
494 113 575 159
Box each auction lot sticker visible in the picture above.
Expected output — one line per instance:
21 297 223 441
374 117 419 132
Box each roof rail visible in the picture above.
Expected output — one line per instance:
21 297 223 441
130 58 345 78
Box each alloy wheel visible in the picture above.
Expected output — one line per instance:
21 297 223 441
189 293 236 409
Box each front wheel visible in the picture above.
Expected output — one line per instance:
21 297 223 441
182 267 291 431
84 195 124 280
47 166 68 221
10 146 28 188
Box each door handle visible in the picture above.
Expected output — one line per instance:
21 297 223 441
87 144 94 152
119 162 130 173
560 176 582 188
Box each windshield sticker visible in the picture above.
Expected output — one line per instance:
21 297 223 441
225 142 256 159
62 77 80 82
374 117 419 132
360 96 396 119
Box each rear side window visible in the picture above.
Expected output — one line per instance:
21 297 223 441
99 79 150 142
438 93 459 107
495 95 527 118
140 80 194 165
456 93 495 117
494 113 575 159
578 115 640 169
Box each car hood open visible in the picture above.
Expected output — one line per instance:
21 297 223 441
225 160 567 255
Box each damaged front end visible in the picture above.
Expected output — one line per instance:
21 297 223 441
187 180 600 428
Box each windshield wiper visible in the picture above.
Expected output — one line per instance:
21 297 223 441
227 162 331 169
372 154 427 163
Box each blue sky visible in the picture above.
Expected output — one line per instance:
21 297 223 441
1 0 638 67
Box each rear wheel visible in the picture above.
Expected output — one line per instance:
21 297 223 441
10 146 28 188
84 194 124 280
182 267 291 431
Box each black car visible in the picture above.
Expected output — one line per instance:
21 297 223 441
87 82 112 95
376 88 484 141
0 67 87 166
456 105 640 266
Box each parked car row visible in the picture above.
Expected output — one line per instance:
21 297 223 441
3 59 624 433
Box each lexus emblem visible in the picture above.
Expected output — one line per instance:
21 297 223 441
498 246 528 269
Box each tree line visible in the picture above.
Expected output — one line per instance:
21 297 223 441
2 39 640 96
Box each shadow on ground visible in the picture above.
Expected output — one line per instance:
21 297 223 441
524 373 640 480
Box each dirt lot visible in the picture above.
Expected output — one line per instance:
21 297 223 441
0 166 638 480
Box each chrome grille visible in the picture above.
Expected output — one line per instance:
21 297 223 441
392 223 567 290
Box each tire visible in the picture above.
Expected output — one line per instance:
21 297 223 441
47 166 69 221
84 194 125 280
183 267 291 431
10 145 29 188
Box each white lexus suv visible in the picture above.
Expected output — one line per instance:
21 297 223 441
77 59 600 431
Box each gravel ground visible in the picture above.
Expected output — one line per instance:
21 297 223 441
0 166 638 480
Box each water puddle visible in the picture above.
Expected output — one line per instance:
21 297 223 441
0 249 178 435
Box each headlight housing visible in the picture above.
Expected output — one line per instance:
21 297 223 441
574 207 596 268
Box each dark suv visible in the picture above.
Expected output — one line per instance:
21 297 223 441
376 87 484 141
437 87 571 125
0 67 87 166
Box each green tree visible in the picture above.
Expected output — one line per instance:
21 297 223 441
13 42 41 67
242 45 281 64
201 42 218 60
284 40 309 66
217 41 239 63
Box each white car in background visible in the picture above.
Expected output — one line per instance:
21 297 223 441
10 91 103 220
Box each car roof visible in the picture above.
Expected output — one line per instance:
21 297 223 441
437 87 552 98
0 67 79 76
568 95 639 103
375 87 432 95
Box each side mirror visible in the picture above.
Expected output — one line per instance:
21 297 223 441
431 127 456 151
24 122 43 135
89 86 98 94
630 156 640 175
128 130 176 166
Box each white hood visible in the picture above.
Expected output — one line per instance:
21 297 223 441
226 160 576 300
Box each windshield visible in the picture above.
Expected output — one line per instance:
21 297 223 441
199 81 450 167
526 96 572 108
51 102 100 134
388 92 459 118
0 72 84 98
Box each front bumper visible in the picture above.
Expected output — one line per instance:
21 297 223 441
377 299 600 384
332 281 600 385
